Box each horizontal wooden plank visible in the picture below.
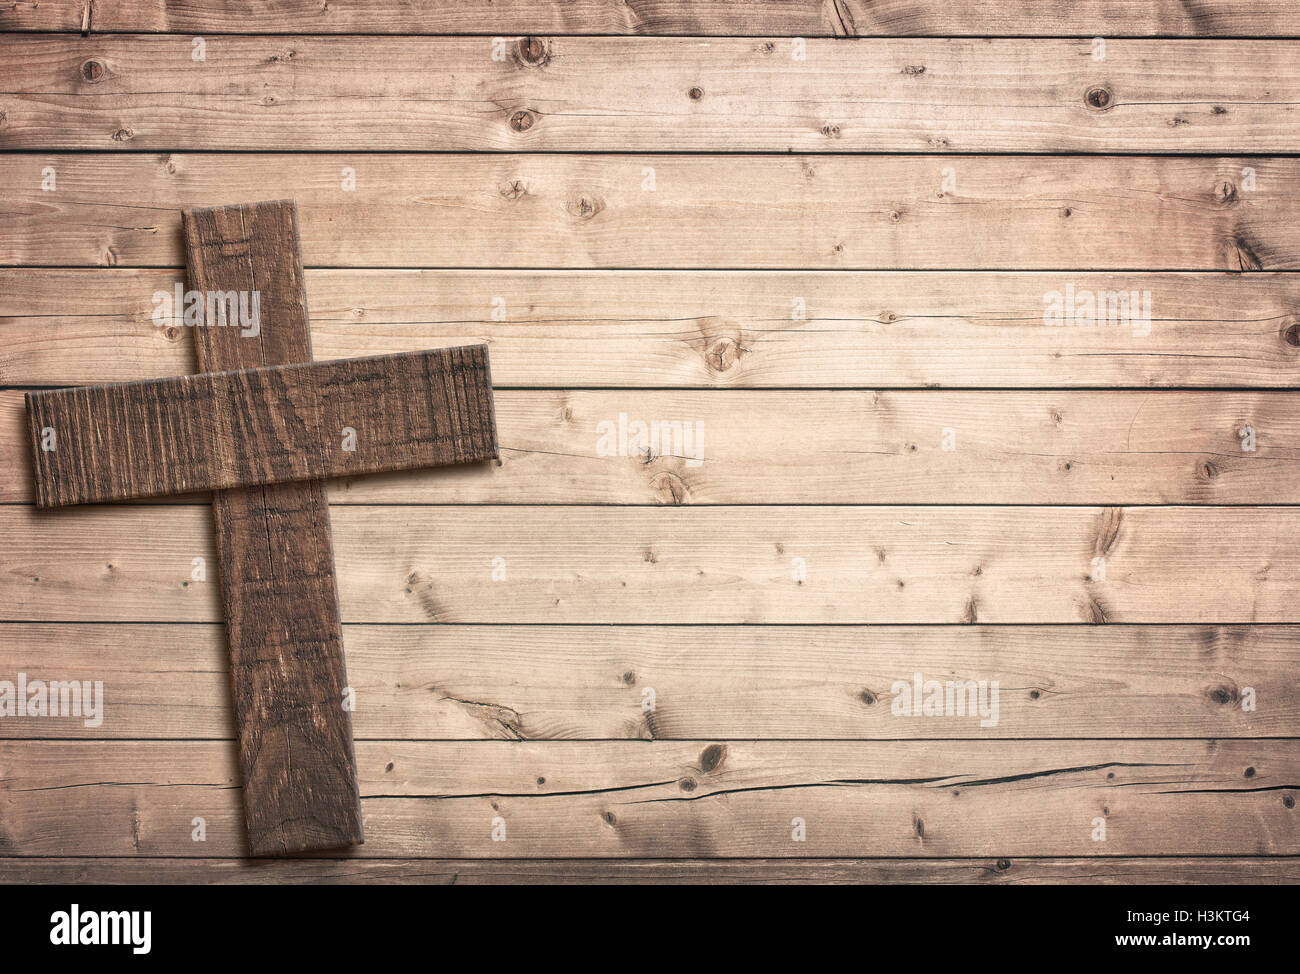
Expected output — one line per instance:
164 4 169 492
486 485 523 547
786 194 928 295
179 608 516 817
3 505 1298 623
13 0 1300 36
6 155 1298 270
1 623 1293 739
4 270 1300 388
7 389 1300 505
26 346 498 506
0 740 1293 856
6 36 1300 152
2 857 1295 885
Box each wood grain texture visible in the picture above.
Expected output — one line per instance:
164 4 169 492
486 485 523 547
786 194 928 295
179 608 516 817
3 857 1295 885
5 36 1300 152
25 346 498 506
5 155 1296 271
3 505 1299 624
7 389 1300 505
12 0 1300 36
1 623 1294 740
0 740 1293 856
183 200 362 855
4 270 1300 388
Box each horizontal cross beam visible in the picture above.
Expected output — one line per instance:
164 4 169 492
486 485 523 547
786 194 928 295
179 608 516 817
27 346 498 507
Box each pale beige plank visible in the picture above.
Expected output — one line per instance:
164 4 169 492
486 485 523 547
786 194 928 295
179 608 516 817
4 270 1299 387
1 857 1293 884
0 623 1292 739
6 389 1300 505
2 505 1298 623
12 0 1300 36
5 36 1300 152
0 740 1293 856
4 155 1293 269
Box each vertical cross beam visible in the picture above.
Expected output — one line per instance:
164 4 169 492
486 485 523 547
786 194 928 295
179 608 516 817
183 201 362 855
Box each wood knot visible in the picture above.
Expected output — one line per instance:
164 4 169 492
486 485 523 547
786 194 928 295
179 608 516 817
820 123 841 138
163 325 181 341
650 472 689 505
1213 180 1239 206
111 128 135 142
1084 86 1113 111
499 178 527 200
888 209 902 223
859 689 877 706
565 194 604 220
688 86 704 100
515 36 550 66
901 65 926 76
1208 685 1237 706
704 336 744 373
1281 317 1300 347
1200 459 1219 480
508 109 536 133
699 743 727 773
80 58 107 83
995 858 1011 872
1285 795 1295 809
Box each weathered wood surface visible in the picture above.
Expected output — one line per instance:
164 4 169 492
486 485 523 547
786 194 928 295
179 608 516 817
5 270 1300 388
12 0 1300 36
0 740 1293 856
5 36 1300 152
3 155 1296 270
3 505 1299 623
7 389 1300 505
184 200 363 855
1 623 1293 740
25 346 498 506
3 857 1295 885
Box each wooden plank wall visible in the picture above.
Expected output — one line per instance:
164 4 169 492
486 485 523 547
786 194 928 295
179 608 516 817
0 1 1297 884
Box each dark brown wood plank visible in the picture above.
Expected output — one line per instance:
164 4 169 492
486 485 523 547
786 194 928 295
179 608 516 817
25 346 498 507
11 0 1300 36
183 199 362 856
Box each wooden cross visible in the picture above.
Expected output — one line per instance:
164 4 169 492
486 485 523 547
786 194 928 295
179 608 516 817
24 200 499 855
